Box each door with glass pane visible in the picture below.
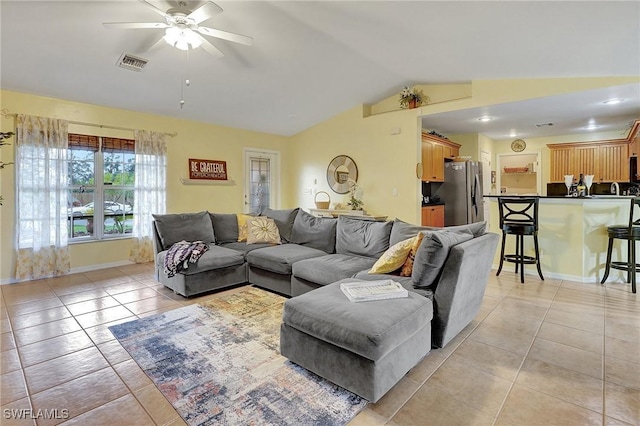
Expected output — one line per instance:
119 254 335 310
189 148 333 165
244 149 279 214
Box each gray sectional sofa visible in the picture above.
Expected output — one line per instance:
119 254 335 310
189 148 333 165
152 207 498 402
151 208 498 348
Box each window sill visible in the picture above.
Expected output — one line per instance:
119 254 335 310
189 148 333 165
69 235 133 245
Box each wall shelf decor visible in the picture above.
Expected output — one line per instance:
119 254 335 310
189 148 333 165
180 177 236 186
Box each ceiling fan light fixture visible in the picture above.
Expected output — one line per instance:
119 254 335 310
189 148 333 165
163 26 202 50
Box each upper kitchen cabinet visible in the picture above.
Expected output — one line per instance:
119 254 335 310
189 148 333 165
548 140 630 183
421 132 461 182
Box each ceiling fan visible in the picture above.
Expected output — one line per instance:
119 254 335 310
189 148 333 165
103 0 253 57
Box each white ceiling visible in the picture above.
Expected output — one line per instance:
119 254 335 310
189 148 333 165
1 1 639 138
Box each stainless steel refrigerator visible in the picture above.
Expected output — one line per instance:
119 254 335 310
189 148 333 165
436 161 484 226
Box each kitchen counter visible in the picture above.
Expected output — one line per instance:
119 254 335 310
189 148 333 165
484 194 636 200
486 196 631 283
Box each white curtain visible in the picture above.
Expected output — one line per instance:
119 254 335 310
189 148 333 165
15 115 70 280
130 130 167 263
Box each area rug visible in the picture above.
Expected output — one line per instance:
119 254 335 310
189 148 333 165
109 287 367 425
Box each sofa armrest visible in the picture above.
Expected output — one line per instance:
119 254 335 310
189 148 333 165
431 232 499 348
151 221 163 281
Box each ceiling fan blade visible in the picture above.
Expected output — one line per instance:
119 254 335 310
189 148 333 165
188 2 223 24
139 0 170 19
103 22 169 29
197 26 253 46
196 34 224 58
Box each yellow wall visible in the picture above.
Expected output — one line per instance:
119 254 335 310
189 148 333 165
288 106 422 224
2 77 637 282
0 90 289 282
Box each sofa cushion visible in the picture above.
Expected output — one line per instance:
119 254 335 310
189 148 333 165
412 230 473 289
261 208 299 243
246 244 327 275
389 218 486 246
209 213 238 244
293 254 378 286
369 236 416 274
336 216 393 258
247 217 281 245
156 245 244 276
282 279 433 361
291 209 337 253
152 211 215 250
220 242 274 256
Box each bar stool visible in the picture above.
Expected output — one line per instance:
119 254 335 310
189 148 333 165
496 197 544 284
600 197 640 293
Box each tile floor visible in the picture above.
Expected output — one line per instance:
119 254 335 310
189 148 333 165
1 264 638 425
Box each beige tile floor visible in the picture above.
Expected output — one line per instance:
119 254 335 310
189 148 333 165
1 264 638 425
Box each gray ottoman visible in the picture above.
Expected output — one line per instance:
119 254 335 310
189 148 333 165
280 279 433 402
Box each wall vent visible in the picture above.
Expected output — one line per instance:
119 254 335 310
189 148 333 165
535 122 554 128
116 53 148 72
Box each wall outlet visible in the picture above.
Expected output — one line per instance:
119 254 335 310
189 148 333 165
392 188 398 197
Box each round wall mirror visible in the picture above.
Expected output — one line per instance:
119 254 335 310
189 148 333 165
327 155 358 194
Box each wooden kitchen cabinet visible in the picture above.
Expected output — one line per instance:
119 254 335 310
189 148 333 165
422 205 445 227
420 132 461 182
548 139 630 183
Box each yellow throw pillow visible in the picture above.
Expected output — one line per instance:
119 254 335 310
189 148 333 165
369 236 416 274
400 232 425 277
247 217 282 245
237 213 253 242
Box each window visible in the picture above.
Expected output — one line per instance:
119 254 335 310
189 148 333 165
67 134 135 240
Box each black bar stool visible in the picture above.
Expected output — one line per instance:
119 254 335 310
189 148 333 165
496 197 544 284
600 197 640 293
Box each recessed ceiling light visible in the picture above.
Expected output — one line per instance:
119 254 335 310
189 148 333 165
603 98 624 105
478 116 493 122
509 130 517 137
586 124 600 130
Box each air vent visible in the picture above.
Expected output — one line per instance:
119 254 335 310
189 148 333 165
116 53 148 72
535 122 554 128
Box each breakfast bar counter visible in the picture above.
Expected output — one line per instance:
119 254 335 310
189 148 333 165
485 195 634 283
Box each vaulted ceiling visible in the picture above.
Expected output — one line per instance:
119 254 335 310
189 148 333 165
1 1 638 137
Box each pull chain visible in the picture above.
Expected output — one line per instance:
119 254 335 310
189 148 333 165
180 49 191 109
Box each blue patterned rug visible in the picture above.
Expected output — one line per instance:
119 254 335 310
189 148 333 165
109 287 367 425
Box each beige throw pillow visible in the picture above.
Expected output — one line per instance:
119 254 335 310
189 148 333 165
247 217 282 245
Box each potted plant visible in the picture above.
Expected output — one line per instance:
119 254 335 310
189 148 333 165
399 86 427 109
346 180 364 211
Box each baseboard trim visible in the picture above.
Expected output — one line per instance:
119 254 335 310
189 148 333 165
491 264 625 284
0 260 135 285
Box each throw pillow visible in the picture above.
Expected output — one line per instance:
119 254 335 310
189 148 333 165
369 236 416 274
400 232 425 277
237 213 254 242
247 217 282 244
412 230 473 289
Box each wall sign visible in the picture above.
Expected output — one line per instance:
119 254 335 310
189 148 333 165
188 158 228 180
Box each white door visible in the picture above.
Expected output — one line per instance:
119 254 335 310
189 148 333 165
244 149 280 214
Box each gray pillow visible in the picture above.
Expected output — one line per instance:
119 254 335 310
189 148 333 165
412 230 473 289
291 209 337 253
390 218 486 245
152 211 216 250
261 208 299 243
336 216 393 258
209 213 239 244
